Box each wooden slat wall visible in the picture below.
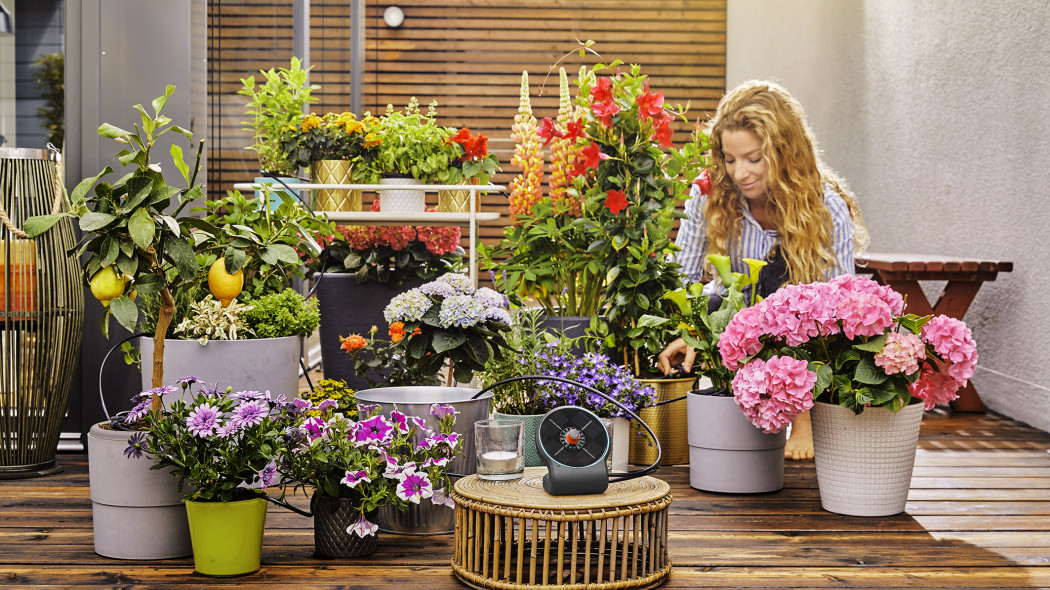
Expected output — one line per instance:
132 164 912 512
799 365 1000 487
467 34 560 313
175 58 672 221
207 0 727 260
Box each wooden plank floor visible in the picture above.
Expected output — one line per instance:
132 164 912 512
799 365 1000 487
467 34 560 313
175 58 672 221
2 409 1049 589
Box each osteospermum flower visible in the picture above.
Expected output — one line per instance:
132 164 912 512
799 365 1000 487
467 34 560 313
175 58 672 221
384 289 433 324
347 514 379 538
438 294 485 328
125 397 153 423
123 432 147 459
257 461 278 488
186 403 221 438
874 331 926 375
396 472 433 504
232 400 268 428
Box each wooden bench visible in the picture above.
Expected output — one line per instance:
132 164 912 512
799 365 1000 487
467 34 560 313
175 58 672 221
854 252 1014 413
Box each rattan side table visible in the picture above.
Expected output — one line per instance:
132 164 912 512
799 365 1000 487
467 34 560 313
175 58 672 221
451 467 672 590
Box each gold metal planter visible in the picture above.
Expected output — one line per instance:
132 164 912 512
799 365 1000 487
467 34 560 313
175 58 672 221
309 160 361 212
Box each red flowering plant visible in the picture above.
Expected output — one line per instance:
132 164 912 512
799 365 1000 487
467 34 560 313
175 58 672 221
718 274 978 433
309 199 465 287
482 47 709 376
439 127 500 186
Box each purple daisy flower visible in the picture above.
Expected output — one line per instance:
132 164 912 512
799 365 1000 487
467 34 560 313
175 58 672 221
232 400 268 428
145 385 178 397
177 376 201 386
396 472 433 504
125 398 152 423
123 432 147 459
258 460 277 488
186 403 221 437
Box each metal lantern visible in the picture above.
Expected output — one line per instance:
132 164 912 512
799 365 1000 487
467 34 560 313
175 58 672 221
0 147 84 478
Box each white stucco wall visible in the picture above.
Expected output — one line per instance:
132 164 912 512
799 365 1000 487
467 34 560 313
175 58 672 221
726 0 1050 431
0 2 15 148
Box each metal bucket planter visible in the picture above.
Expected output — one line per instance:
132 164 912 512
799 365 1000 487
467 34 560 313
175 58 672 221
354 386 491 534
310 160 362 212
139 336 301 404
629 377 696 466
687 387 786 493
87 423 192 559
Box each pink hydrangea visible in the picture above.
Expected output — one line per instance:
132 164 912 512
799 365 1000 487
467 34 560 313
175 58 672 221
836 291 895 339
922 315 978 385
874 331 926 375
909 366 962 410
830 274 905 315
732 356 816 433
718 304 767 369
760 282 841 345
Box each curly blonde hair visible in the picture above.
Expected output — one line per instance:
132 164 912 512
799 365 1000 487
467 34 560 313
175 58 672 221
702 80 868 286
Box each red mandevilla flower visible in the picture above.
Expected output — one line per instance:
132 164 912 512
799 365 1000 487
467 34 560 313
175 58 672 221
693 169 712 197
651 115 675 148
635 85 666 123
537 117 562 146
604 189 629 215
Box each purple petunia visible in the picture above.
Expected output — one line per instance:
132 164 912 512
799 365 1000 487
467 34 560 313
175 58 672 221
347 514 378 538
396 472 433 504
355 415 394 445
429 404 457 419
341 469 372 488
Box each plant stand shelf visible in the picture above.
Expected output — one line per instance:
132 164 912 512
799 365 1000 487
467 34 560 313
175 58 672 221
233 182 503 287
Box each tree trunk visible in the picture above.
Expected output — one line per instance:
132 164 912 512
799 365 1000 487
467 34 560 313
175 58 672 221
149 287 175 413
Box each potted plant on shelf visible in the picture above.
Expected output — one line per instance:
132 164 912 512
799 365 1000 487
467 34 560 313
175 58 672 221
131 378 293 576
352 98 457 213
718 273 978 516
641 253 787 492
279 111 378 212
238 56 318 206
280 392 460 557
436 126 500 212
339 272 515 533
306 198 464 389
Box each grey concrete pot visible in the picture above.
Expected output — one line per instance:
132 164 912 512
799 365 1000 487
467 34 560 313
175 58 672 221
87 423 191 559
355 386 492 534
686 387 786 493
139 336 302 402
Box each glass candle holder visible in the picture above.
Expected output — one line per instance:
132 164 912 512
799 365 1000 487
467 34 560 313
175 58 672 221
474 419 525 481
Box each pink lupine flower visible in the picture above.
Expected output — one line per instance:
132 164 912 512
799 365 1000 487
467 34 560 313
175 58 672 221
874 332 926 375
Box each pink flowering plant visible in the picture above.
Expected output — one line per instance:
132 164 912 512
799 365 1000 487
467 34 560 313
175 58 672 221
126 377 294 503
278 399 459 538
317 199 465 286
718 274 978 433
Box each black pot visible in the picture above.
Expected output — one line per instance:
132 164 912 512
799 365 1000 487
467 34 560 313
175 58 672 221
538 314 600 357
315 273 426 389
312 495 378 558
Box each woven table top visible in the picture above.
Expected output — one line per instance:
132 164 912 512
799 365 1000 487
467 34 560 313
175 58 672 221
453 467 670 511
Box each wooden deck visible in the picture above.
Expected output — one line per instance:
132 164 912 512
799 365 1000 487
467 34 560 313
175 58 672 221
3 410 1050 589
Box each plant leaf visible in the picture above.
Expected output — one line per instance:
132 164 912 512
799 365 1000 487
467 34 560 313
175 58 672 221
110 296 139 332
128 207 156 250
80 211 118 232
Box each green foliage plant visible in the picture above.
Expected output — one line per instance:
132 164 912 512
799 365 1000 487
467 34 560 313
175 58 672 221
173 296 255 343
354 98 457 184
238 56 318 176
639 254 767 391
241 287 320 339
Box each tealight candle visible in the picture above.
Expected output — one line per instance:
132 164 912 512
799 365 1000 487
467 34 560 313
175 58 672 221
475 420 525 481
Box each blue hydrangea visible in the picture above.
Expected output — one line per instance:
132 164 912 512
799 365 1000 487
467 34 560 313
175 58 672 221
436 272 474 295
419 280 458 298
438 294 485 328
384 289 433 323
474 287 507 309
482 307 512 325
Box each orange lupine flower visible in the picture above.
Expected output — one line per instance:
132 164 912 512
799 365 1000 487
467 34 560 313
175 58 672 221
340 334 367 353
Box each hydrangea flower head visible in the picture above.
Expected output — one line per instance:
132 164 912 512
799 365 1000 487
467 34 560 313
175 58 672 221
438 294 485 328
874 331 926 375
384 289 433 324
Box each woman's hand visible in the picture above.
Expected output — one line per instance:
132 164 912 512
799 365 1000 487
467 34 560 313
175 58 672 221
657 337 697 376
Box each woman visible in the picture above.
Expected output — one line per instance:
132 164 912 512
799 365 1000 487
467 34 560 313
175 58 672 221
658 80 869 460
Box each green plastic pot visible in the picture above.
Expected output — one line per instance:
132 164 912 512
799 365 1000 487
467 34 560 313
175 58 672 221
184 495 268 576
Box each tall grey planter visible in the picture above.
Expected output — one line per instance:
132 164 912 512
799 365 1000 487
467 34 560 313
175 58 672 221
139 336 301 402
687 387 786 493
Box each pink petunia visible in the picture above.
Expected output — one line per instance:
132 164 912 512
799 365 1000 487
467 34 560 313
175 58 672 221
396 472 433 504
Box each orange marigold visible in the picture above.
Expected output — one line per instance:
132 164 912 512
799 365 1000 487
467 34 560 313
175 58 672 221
340 334 367 352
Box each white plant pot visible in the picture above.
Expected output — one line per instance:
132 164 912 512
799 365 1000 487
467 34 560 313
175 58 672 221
687 388 786 493
139 336 302 403
88 423 191 559
810 401 925 516
606 416 630 473
379 177 425 213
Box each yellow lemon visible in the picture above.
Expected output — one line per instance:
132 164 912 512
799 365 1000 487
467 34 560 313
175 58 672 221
208 258 243 307
89 266 125 307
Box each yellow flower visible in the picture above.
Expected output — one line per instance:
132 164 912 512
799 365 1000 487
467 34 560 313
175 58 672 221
363 133 381 147
345 119 364 135
301 114 323 132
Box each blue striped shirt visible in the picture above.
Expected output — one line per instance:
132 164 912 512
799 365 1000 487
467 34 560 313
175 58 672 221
676 182 855 283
